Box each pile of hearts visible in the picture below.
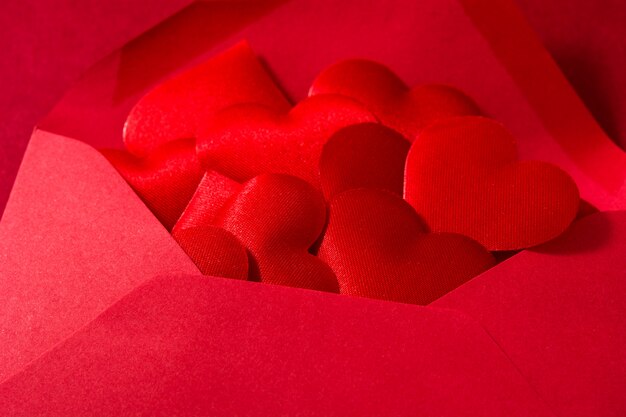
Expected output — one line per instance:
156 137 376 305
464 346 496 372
102 41 581 305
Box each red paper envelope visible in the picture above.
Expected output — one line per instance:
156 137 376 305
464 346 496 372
434 210 626 416
2 213 625 416
0 274 557 416
0 130 200 381
1 0 625 415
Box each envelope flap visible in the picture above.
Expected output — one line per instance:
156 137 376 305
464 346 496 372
0 274 555 416
0 130 198 382
434 210 626 416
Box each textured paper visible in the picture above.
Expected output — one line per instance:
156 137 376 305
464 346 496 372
0 274 554 416
435 210 626 417
0 131 198 381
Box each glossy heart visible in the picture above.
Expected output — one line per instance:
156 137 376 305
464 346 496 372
214 173 338 292
404 116 580 250
196 94 376 187
171 225 248 280
173 171 241 234
319 122 410 199
124 41 290 157
319 189 494 305
102 139 203 231
309 59 480 140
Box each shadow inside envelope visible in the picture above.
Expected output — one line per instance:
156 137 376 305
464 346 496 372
113 0 288 103
257 56 294 104
550 48 624 150
530 209 614 255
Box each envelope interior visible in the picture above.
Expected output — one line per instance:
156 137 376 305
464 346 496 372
37 0 626 209
21 0 626 315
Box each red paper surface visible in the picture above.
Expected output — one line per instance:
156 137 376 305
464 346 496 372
0 274 555 416
434 210 626 417
0 0 194 216
0 131 198 382
516 0 626 149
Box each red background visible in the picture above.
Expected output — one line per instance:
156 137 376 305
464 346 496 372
1 0 625 216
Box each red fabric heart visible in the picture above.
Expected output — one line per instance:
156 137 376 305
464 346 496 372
123 41 290 157
404 116 580 250
102 139 203 231
214 173 338 292
318 188 494 305
173 171 241 234
171 225 248 280
309 59 480 140
319 122 410 199
196 94 376 187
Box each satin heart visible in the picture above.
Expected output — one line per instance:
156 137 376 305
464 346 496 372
196 94 376 187
214 173 338 292
124 41 290 157
404 116 580 250
319 122 410 199
102 139 203 231
309 59 480 140
173 171 242 234
172 225 248 280
318 188 494 305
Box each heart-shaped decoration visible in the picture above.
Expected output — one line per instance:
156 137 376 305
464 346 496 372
173 171 242 234
171 225 248 280
214 173 339 292
124 41 290 157
319 188 494 305
196 94 376 187
404 116 580 250
102 138 203 230
309 59 480 140
319 122 410 199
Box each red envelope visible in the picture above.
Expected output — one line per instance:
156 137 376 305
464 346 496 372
0 131 199 382
434 210 626 416
0 0 625 415
0 274 556 416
